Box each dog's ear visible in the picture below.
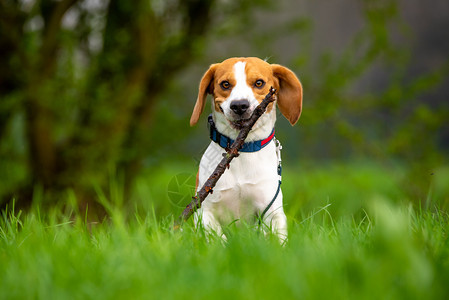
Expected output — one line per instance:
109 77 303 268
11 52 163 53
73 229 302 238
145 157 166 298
271 64 303 125
190 64 218 126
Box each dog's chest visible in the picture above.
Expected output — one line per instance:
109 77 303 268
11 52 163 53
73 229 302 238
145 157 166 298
198 141 279 197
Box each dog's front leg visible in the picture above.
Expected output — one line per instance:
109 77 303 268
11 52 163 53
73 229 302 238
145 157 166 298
194 208 224 239
268 210 288 243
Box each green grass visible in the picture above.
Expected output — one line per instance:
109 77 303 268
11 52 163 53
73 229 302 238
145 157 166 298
1 162 449 299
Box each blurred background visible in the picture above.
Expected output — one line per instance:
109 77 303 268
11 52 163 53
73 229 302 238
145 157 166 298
0 0 448 218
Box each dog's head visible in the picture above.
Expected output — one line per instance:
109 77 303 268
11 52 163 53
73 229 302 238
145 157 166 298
190 57 302 133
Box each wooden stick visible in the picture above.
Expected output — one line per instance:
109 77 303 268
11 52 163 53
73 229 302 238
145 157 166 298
173 87 277 229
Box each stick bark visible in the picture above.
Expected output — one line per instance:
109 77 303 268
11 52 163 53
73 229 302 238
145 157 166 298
174 87 277 229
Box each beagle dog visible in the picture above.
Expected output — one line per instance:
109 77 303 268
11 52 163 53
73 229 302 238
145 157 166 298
190 57 302 240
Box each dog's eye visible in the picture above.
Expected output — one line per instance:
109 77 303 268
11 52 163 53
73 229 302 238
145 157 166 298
220 81 231 90
254 79 265 88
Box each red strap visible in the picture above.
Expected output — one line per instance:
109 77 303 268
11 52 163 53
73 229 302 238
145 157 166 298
261 129 275 146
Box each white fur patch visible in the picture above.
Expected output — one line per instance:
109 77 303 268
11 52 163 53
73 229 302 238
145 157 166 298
229 61 254 103
220 61 258 122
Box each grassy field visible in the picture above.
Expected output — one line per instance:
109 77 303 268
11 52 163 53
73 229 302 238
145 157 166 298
1 162 449 299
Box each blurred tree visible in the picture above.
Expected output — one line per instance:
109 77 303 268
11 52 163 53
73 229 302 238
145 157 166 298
0 0 241 212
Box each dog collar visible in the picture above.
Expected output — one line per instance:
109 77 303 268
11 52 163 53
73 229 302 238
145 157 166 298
208 115 275 152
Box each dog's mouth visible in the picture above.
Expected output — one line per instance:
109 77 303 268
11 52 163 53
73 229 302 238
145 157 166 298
228 118 250 130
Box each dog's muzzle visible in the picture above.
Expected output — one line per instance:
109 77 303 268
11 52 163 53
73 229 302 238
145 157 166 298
230 99 250 116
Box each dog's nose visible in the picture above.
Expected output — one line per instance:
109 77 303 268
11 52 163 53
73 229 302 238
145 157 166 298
230 100 250 115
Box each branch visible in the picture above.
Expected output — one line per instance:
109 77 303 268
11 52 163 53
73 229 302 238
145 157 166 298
174 87 277 229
